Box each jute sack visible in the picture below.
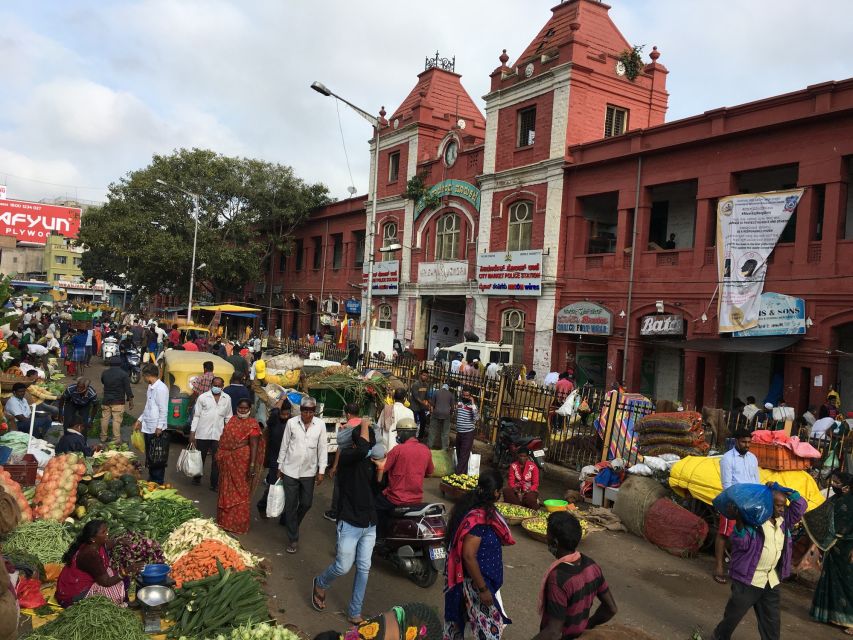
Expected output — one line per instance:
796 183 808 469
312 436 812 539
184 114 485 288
611 475 669 538
0 485 21 535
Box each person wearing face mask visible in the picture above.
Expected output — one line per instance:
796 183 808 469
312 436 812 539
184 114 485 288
214 398 265 534
533 512 616 640
189 376 233 490
443 469 515 640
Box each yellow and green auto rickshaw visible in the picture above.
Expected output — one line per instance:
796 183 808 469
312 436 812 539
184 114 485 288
161 350 234 435
178 325 212 346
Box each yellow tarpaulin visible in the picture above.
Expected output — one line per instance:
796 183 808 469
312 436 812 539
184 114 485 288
196 304 261 313
669 456 826 512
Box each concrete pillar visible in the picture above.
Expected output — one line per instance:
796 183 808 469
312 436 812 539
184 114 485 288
793 187 815 266
683 350 699 407
822 181 847 267
533 290 557 379
693 198 715 268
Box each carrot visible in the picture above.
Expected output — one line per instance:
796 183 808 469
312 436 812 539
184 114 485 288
170 540 246 588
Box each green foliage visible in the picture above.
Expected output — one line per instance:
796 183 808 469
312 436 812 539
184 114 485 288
404 172 441 211
77 148 330 301
0 274 12 307
618 45 645 81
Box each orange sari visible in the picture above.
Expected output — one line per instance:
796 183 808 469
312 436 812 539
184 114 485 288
215 416 265 534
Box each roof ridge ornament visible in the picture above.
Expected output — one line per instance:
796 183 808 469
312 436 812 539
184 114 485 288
425 51 456 72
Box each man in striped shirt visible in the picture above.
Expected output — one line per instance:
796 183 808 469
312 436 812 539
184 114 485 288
534 512 617 639
453 387 478 474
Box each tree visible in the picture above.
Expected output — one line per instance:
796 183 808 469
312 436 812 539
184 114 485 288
77 148 330 303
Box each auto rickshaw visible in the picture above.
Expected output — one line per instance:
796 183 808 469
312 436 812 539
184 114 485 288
161 350 234 434
178 325 211 346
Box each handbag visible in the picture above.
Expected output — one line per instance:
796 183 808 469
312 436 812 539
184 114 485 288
266 480 285 519
146 432 170 469
177 444 203 477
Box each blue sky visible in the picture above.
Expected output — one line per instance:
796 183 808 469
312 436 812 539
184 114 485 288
1 0 852 204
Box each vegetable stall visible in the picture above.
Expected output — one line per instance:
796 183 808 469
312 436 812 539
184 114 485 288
0 447 299 639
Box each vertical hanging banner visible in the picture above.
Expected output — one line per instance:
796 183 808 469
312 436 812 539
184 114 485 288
717 188 804 332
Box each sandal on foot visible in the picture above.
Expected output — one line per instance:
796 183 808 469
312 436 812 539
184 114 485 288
713 574 728 584
348 616 365 625
311 577 326 611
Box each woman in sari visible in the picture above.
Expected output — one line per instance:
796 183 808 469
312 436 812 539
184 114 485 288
215 397 265 534
443 468 515 640
805 471 853 634
56 520 131 608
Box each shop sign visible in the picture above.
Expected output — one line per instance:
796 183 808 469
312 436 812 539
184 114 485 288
732 292 805 337
414 179 481 218
640 313 684 336
418 260 468 285
0 198 82 245
717 189 804 332
362 259 399 296
344 298 362 315
555 302 612 335
476 249 542 297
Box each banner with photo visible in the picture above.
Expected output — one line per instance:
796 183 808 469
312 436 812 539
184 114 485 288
717 189 804 332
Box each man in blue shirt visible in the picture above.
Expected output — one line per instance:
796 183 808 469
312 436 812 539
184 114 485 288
714 428 759 584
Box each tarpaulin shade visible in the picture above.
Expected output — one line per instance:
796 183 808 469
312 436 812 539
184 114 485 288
659 335 802 353
197 304 261 313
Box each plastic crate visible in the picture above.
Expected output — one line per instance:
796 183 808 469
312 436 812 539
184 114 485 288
750 442 812 471
3 453 39 485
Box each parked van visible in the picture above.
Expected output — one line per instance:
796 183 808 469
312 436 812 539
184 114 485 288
435 341 513 365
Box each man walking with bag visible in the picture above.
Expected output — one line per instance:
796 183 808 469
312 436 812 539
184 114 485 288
189 376 233 490
277 397 327 554
133 364 169 484
100 356 133 444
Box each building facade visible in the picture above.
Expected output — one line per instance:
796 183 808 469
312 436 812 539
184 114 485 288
269 0 853 413
44 233 84 283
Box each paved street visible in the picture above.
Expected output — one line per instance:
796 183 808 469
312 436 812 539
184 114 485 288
81 361 838 639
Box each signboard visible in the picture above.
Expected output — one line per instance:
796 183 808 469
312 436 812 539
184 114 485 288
555 302 612 335
640 314 684 336
476 249 542 297
418 261 468 285
414 179 481 218
732 292 805 337
344 298 362 315
362 260 399 296
717 189 804 332
0 198 82 245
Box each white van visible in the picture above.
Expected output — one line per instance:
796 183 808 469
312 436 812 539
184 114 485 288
435 341 513 366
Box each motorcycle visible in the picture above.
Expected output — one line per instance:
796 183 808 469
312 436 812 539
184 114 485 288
123 346 142 384
374 502 447 588
493 416 546 471
102 336 119 360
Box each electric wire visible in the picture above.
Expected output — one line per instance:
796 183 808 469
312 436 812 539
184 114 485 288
335 100 358 195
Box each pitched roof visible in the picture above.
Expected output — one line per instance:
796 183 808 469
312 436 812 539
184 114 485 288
390 68 485 133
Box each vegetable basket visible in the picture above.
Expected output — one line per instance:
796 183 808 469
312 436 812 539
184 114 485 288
0 373 29 392
521 516 548 543
439 481 471 501
495 502 537 525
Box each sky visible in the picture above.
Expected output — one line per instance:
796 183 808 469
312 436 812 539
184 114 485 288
1 0 852 205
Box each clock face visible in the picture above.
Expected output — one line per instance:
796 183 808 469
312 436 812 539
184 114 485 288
524 63 534 78
615 61 627 76
444 141 458 167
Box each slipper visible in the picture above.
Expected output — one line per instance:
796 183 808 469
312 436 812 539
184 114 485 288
713 574 728 584
312 577 326 612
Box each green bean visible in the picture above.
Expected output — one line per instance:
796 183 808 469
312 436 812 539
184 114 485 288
2 520 72 564
28 595 146 640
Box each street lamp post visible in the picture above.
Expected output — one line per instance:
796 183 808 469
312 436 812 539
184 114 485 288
156 179 201 325
311 81 383 360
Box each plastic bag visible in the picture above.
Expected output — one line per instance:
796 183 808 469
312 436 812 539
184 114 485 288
266 480 285 519
556 390 578 417
146 433 170 469
468 453 481 476
15 575 47 609
712 483 773 527
177 445 203 478
131 430 145 453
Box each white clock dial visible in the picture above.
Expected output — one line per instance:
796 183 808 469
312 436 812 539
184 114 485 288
524 63 534 78
615 61 626 76
444 141 458 167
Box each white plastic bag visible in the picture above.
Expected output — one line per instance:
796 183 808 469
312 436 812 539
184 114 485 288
177 444 203 478
556 390 579 417
266 480 285 519
467 453 481 476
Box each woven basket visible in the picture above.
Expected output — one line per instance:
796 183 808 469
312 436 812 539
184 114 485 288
495 503 537 525
0 373 29 392
521 516 548 543
750 442 812 471
439 481 471 501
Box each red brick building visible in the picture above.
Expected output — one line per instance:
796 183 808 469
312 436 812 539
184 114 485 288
268 0 853 413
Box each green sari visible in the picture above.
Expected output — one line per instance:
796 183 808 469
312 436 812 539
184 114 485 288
805 491 853 629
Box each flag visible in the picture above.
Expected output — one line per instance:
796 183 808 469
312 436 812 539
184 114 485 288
338 314 348 348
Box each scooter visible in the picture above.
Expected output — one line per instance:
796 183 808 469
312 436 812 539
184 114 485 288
374 502 447 588
102 336 119 360
493 417 546 471
123 346 142 384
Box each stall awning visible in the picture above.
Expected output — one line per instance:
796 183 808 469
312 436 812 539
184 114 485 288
223 312 258 318
660 335 803 353
197 304 261 314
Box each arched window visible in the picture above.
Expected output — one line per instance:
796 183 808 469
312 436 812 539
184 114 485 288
501 309 525 365
381 221 398 261
435 213 460 261
507 201 532 251
377 304 393 329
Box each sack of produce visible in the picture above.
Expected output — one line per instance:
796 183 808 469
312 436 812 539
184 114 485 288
266 480 285 519
177 444 203 477
612 475 669 538
146 433 170 469
712 483 774 527
643 498 708 557
0 485 21 534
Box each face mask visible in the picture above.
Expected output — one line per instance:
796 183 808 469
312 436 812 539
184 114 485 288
211 386 222 395
237 410 251 418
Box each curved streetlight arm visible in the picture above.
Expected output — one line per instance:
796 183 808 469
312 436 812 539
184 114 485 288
311 82 380 128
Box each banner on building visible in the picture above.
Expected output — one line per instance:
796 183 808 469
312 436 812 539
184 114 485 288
555 302 612 335
717 189 804 332
362 260 399 296
476 249 542 296
732 292 805 337
640 313 684 336
0 199 82 245
418 260 468 285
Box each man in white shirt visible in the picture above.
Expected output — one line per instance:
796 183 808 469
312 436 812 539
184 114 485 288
189 376 233 490
450 354 462 373
486 361 500 379
543 370 560 386
4 383 52 438
277 397 328 553
85 328 94 364
133 364 170 484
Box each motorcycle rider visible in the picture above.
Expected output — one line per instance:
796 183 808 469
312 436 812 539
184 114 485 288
374 418 434 537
